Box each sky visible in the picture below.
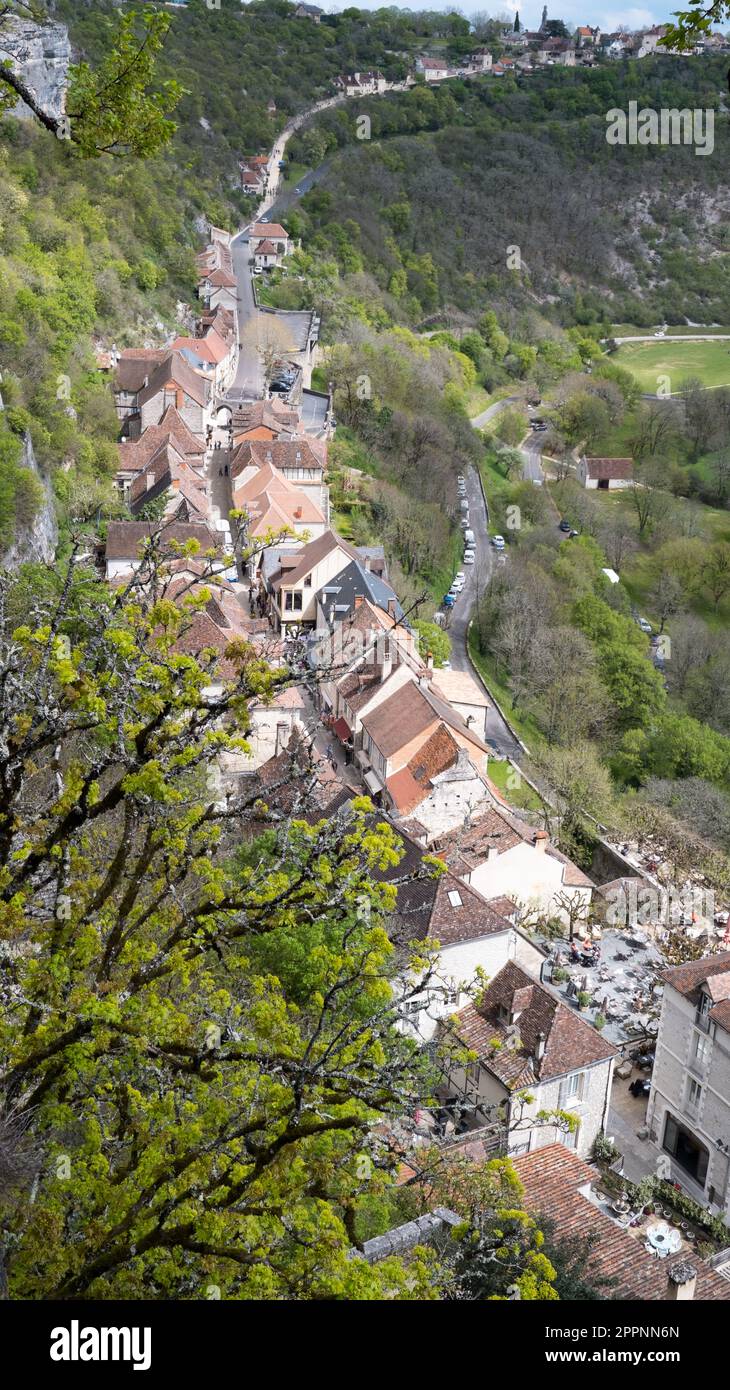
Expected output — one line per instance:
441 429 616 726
325 3 685 32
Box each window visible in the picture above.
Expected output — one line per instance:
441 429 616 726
284 591 302 612
447 889 462 908
693 1032 710 1068
686 1078 703 1114
465 1061 481 1098
303 574 312 588
560 1072 584 1107
663 1112 709 1186
696 991 712 1032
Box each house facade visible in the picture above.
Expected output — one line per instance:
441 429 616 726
442 961 616 1159
647 953 730 1220
577 455 634 489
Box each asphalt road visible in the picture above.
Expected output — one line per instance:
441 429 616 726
444 466 522 761
230 228 263 398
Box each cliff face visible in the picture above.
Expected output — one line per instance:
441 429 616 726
0 16 71 121
3 432 59 570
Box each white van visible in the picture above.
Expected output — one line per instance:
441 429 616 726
464 530 475 545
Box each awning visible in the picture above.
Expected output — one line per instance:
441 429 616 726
363 770 383 795
332 716 351 742
355 749 371 770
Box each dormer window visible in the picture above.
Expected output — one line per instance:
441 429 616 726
447 889 462 908
696 991 712 1032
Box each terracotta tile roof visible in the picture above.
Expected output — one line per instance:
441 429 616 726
362 680 489 761
250 222 288 239
255 239 279 256
584 457 634 481
231 438 325 480
386 725 460 814
513 1145 730 1301
432 803 530 872
172 332 229 365
450 960 616 1087
660 952 730 1006
117 413 205 479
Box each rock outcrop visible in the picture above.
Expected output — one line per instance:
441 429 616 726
3 432 58 570
0 15 71 122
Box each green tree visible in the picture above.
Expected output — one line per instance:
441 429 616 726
0 5 181 157
414 618 451 668
0 544 439 1299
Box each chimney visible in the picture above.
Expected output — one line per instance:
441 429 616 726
354 594 364 608
666 1261 697 1301
294 506 302 519
533 830 548 853
363 554 371 571
426 651 434 670
381 652 393 683
387 598 397 619
535 1031 546 1062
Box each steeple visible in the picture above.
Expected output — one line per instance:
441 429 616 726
540 5 548 32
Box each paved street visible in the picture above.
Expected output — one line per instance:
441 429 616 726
230 228 263 398
445 465 522 760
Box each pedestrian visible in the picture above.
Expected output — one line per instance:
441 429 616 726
218 467 223 477
224 464 229 476
325 742 333 761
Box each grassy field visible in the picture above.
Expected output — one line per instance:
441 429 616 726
486 757 543 811
612 324 730 338
614 338 730 392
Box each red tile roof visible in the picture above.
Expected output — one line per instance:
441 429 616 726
584 457 633 481
513 1145 730 1301
450 959 615 1087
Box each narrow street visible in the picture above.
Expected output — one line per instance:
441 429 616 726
446 464 523 761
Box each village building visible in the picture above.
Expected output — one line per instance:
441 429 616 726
433 804 594 923
441 960 616 1159
647 952 730 1220
577 455 634 490
512 1145 730 1299
103 520 222 581
415 56 450 81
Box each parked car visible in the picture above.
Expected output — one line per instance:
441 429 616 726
443 593 456 608
464 530 475 545
463 552 475 564
531 421 548 432
459 498 469 512
454 571 465 582
559 519 572 532
490 535 505 550
460 518 470 531
636 616 653 634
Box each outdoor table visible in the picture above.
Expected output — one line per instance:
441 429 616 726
646 1222 681 1258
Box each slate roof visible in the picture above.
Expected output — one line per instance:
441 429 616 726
317 559 403 625
450 960 616 1087
105 520 220 562
513 1145 730 1301
269 530 360 592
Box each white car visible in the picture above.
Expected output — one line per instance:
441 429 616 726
654 330 665 338
491 534 506 550
452 580 465 593
637 616 653 634
463 553 475 564
454 571 465 582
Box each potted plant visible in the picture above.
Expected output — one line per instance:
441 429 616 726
577 991 592 1011
594 1012 606 1030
